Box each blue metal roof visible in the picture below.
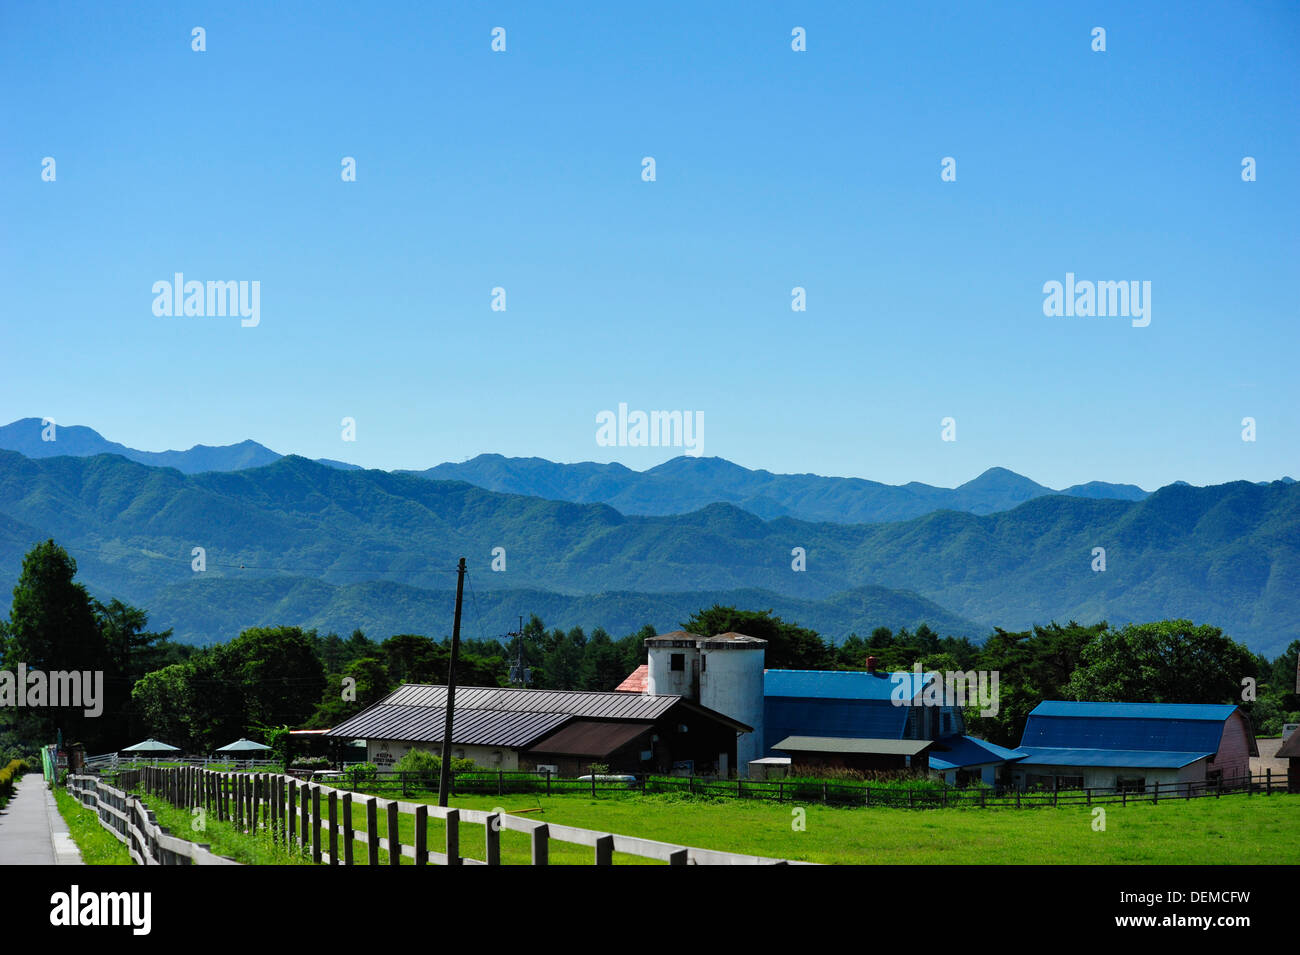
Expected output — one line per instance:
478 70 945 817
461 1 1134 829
928 734 1026 771
764 697 910 755
765 669 929 701
1021 706 1231 755
1016 747 1210 769
1030 701 1238 721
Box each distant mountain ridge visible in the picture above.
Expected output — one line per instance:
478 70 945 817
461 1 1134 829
408 455 1152 523
0 449 1295 656
0 418 1165 524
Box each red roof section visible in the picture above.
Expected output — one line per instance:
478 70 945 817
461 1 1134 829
614 664 649 693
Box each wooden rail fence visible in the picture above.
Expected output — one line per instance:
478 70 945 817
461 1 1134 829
74 766 809 866
67 772 240 865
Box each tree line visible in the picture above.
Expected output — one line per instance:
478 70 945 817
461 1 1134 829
2 540 1296 758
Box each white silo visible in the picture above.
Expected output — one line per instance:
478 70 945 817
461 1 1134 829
645 631 702 700
698 632 767 775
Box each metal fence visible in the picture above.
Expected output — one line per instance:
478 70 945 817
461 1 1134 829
317 767 1296 809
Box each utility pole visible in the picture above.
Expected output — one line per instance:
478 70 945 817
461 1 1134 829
507 614 531 687
438 557 467 808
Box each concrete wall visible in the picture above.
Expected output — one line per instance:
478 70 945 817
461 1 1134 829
700 647 765 772
1013 758 1206 791
647 644 700 700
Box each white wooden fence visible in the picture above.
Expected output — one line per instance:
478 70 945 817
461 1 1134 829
117 765 811 865
67 772 240 865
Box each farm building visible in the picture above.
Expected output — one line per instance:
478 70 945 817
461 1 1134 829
1011 701 1258 791
628 636 1021 779
762 665 1019 780
324 683 751 777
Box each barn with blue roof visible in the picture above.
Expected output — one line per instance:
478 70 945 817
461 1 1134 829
762 661 1023 781
1012 701 1258 791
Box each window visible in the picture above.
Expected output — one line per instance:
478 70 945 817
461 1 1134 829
1116 776 1146 793
941 711 951 734
670 653 685 672
701 654 707 672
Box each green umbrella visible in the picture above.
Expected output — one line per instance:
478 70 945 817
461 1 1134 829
121 738 181 753
215 738 272 754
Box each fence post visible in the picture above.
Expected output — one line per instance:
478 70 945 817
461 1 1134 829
342 792 354 864
328 791 339 865
531 823 549 866
236 774 244 830
591 773 596 797
498 770 503 796
546 769 551 796
387 801 400 866
287 779 297 845
312 787 322 864
414 805 427 866
1266 769 1272 795
485 813 501 865
595 834 613 865
301 785 310 846
446 808 461 865
866 786 872 808
365 798 379 865
778 781 783 803
1153 780 1159 804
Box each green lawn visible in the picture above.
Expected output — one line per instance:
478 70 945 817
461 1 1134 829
53 785 133 865
125 780 1300 865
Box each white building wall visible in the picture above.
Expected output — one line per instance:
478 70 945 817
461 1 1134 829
366 739 519 771
699 647 766 774
647 644 700 699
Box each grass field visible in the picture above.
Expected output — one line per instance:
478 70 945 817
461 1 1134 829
53 785 133 865
436 790 1300 865
120 781 1300 865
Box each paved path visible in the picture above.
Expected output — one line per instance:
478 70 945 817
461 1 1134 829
0 775 84 865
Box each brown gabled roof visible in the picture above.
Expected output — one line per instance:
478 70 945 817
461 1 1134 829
1277 731 1300 759
526 720 655 758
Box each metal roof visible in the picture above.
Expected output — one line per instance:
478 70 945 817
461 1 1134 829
325 703 572 748
765 697 910 754
614 665 649 693
765 669 930 702
526 721 656 758
1020 714 1226 754
382 684 682 721
772 736 933 756
1030 701 1239 721
1016 747 1210 769
1277 732 1300 759
928 734 1026 771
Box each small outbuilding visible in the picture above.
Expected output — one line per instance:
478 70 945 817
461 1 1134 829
1012 701 1258 791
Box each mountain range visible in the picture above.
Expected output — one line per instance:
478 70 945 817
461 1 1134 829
0 443 1295 656
0 417 1158 524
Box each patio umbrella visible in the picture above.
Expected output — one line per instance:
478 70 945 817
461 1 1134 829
120 738 181 753
215 738 271 754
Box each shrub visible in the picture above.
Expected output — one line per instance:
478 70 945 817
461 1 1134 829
0 757 25 805
290 756 331 770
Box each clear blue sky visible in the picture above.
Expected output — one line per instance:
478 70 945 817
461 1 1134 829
2 1 1296 490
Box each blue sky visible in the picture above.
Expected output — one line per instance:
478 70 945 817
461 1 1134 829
2 1 1296 490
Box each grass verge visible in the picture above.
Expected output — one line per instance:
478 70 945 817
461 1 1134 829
52 785 132 865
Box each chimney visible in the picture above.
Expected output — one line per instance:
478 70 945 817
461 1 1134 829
865 655 878 674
